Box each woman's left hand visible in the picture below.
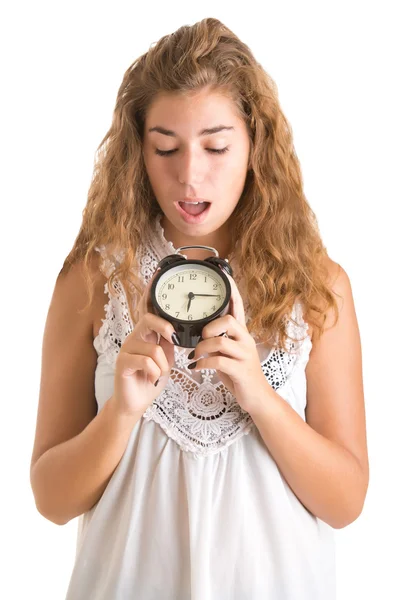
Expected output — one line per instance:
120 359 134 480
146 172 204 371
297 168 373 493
189 272 270 413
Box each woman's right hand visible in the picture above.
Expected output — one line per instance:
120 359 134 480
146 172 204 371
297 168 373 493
113 269 179 417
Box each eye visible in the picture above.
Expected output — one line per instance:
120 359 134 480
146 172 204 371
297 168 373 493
155 147 230 156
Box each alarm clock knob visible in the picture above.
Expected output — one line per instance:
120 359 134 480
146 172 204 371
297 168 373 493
156 254 186 271
204 256 233 277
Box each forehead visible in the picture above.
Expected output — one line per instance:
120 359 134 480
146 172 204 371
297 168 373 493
145 90 243 134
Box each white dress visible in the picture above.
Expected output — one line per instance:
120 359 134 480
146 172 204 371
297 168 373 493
65 213 336 600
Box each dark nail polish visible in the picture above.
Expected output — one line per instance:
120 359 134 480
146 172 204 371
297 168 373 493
171 332 181 345
188 349 195 360
188 361 197 369
154 379 159 386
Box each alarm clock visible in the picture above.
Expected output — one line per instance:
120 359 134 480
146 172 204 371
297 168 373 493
150 245 233 348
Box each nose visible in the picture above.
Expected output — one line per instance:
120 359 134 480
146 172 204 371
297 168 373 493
178 147 206 185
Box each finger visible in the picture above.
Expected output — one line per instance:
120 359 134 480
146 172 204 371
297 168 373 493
190 354 235 377
201 314 244 342
159 334 176 370
116 350 162 385
191 335 245 363
119 338 171 376
127 312 178 346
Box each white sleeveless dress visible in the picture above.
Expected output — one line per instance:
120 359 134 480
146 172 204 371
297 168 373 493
65 213 336 600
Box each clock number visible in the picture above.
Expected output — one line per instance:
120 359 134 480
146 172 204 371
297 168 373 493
203 312 207 318
168 283 175 290
165 304 170 310
190 273 197 280
213 283 218 290
188 315 193 320
175 312 180 317
162 293 167 300
211 305 216 311
217 295 221 300
178 276 184 282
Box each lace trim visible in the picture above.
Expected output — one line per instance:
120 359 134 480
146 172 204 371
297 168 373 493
93 226 311 457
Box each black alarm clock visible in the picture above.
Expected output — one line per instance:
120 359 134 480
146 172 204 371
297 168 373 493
150 245 233 348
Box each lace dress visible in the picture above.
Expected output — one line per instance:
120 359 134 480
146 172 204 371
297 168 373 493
65 213 336 600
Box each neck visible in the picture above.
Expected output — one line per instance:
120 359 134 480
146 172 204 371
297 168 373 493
159 214 233 261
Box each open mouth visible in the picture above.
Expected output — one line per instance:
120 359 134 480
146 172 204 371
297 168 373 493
176 200 212 223
178 201 210 216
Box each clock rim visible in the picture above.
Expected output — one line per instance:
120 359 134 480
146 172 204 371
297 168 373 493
150 259 231 324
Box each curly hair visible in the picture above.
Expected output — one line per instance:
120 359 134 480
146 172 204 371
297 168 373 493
59 17 340 351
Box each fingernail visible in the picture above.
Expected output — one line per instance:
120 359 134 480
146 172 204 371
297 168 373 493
188 349 195 360
154 378 159 386
219 332 228 337
171 332 181 345
188 361 197 369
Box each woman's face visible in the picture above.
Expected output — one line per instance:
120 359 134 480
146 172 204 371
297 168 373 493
142 88 251 250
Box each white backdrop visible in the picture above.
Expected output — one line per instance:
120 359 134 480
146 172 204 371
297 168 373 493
2 1 398 598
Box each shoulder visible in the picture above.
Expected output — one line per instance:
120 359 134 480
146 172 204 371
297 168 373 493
303 256 349 342
57 251 110 343
321 256 352 327
57 251 108 314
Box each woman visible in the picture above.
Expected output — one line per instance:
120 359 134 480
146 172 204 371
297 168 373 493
30 17 369 600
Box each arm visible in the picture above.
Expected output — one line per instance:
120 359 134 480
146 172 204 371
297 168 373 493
31 395 140 525
30 258 140 525
248 261 369 529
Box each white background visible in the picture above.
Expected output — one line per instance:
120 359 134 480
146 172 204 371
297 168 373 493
1 1 398 598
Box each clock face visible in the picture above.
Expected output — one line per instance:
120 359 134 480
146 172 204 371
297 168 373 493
154 263 227 321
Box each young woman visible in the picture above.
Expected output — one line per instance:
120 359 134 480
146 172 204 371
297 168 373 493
30 17 369 600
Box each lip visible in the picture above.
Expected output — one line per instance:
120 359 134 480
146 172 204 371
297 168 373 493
175 200 212 224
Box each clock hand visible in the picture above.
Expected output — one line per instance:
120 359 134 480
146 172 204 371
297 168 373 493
186 293 220 313
187 291 195 312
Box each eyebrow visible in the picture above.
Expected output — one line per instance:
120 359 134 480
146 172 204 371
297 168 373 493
148 125 235 137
